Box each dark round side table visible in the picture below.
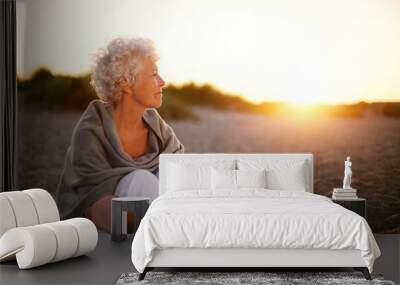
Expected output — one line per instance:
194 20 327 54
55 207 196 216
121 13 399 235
111 197 150 242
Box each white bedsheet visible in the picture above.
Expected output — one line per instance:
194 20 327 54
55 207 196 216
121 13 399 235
131 190 380 273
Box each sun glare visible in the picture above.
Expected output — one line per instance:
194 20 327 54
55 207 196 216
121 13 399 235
159 1 400 105
290 92 329 106
19 0 400 104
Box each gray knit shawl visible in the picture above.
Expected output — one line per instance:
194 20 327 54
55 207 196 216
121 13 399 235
55 100 184 219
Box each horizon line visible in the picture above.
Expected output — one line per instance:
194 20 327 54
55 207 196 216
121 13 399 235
17 66 400 107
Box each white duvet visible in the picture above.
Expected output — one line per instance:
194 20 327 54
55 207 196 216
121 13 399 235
131 190 380 273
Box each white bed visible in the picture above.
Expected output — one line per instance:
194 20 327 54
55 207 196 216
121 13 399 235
131 154 380 280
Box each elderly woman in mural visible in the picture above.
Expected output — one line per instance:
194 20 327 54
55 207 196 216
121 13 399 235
56 37 184 231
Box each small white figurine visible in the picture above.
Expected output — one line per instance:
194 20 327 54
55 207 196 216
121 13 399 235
343 156 352 189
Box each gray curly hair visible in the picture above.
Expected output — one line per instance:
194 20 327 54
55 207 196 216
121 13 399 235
90 37 159 106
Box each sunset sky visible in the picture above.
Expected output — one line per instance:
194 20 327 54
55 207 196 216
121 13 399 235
16 0 400 105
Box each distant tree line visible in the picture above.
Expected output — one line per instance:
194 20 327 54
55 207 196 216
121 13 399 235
18 67 400 120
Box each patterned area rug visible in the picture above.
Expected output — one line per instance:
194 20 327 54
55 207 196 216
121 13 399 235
116 271 396 285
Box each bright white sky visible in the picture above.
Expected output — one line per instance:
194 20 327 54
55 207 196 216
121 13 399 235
17 0 400 104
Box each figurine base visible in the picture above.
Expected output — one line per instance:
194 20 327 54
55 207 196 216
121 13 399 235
334 188 357 191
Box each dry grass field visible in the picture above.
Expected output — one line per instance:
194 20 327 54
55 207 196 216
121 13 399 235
17 107 400 233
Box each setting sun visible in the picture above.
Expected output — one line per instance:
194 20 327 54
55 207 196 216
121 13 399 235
17 0 400 105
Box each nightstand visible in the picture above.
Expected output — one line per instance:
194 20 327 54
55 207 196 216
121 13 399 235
332 198 366 218
111 197 150 242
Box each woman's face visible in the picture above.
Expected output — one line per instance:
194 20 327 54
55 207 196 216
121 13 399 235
129 57 165 109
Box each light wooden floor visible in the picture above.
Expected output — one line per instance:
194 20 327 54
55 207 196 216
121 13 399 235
0 233 398 285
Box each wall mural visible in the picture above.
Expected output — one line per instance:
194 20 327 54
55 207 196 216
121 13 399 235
16 0 400 233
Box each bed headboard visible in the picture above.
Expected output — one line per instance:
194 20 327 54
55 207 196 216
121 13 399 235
159 153 314 195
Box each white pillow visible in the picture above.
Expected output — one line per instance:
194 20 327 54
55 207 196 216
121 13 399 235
236 169 267 188
211 168 236 191
165 158 236 170
266 166 306 191
167 162 212 191
211 169 268 190
237 159 307 191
